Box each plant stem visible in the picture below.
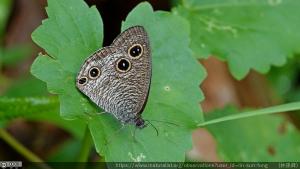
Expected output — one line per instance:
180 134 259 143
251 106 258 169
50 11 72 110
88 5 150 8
0 128 44 162
76 126 92 162
198 101 300 127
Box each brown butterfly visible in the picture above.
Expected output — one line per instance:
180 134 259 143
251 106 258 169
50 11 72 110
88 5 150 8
76 26 151 129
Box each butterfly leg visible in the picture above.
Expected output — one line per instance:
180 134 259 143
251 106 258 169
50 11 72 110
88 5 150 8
83 111 107 118
95 112 107 115
131 127 139 143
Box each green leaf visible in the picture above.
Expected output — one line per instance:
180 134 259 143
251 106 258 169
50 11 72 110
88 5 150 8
31 0 205 162
0 44 32 67
0 97 85 139
175 0 300 79
47 139 81 162
0 97 59 122
31 0 103 119
267 57 300 99
198 101 300 126
3 75 48 97
206 107 300 161
0 0 12 38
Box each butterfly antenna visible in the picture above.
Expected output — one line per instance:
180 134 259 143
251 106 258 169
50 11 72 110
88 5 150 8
148 119 181 127
145 120 159 136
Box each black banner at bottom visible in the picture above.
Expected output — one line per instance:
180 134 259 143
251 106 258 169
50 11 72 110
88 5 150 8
20 162 300 169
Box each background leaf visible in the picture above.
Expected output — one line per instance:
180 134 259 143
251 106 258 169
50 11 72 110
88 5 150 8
268 56 300 101
0 0 12 39
175 0 300 79
206 107 300 161
0 45 32 67
0 97 85 139
3 75 48 97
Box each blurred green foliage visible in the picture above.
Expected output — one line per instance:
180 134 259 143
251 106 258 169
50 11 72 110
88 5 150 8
0 0 12 39
1 45 32 66
268 57 300 102
0 97 85 138
206 107 300 161
0 0 46 97
175 0 300 79
3 76 47 97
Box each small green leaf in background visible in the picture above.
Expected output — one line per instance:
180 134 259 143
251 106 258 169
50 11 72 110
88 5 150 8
0 97 59 122
205 107 300 161
3 75 48 97
268 57 300 100
0 0 12 38
175 0 300 79
1 45 32 67
0 97 85 139
31 0 205 162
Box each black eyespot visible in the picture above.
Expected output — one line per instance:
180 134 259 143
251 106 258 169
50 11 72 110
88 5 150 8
128 44 143 58
89 67 100 79
116 58 131 72
78 77 87 85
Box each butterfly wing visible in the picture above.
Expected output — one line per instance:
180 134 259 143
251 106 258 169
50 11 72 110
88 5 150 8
76 26 151 124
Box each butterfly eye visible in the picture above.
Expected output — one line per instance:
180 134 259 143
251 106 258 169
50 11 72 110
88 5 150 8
89 67 101 79
78 77 87 85
116 58 131 72
128 44 143 59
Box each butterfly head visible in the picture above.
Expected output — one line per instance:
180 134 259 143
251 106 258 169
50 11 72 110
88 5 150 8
134 117 147 129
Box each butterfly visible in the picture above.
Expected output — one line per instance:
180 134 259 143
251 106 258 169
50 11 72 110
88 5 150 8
76 26 151 129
